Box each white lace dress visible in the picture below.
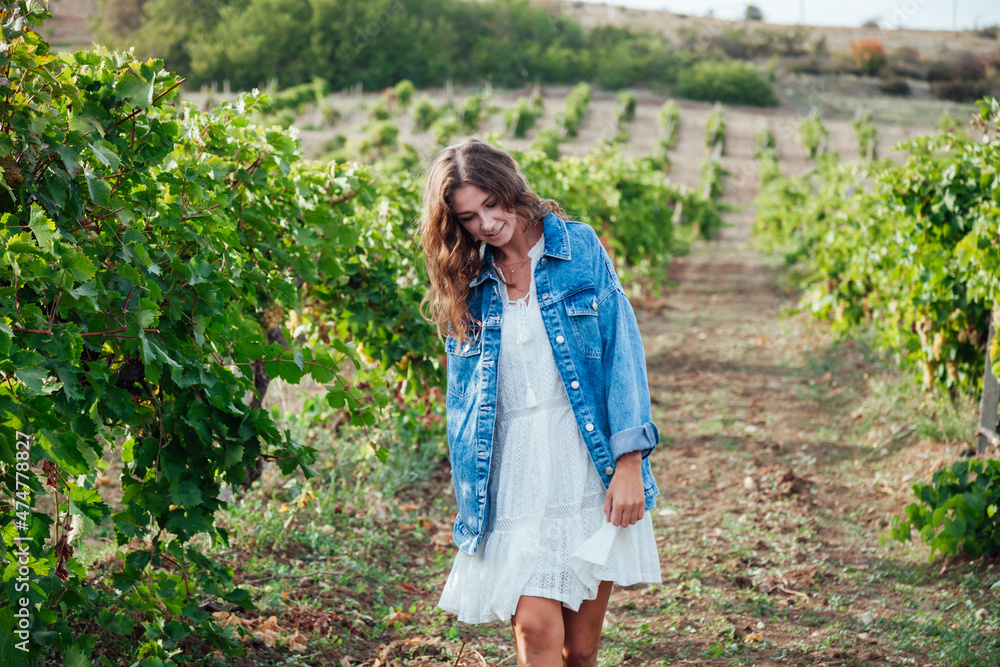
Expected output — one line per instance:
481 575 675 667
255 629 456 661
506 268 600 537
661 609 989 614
438 237 661 624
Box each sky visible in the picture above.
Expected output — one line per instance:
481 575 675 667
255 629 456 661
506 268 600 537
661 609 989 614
579 0 1000 31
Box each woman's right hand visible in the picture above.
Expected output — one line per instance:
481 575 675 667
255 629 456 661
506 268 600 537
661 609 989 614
604 451 644 527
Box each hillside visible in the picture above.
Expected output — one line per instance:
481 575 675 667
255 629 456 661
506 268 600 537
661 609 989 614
564 1 999 57
40 0 1000 58
39 0 98 49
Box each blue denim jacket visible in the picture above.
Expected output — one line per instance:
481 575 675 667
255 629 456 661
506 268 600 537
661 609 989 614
444 212 660 555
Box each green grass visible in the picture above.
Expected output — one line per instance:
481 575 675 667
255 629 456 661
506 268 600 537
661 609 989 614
63 288 1000 666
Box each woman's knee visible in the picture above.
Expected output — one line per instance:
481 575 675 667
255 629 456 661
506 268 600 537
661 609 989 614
512 598 564 659
562 636 600 667
560 581 611 667
514 616 563 653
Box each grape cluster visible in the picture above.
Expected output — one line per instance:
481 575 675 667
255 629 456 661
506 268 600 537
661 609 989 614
0 155 24 187
304 304 330 343
305 305 325 322
915 316 932 347
931 331 946 361
945 359 959 384
922 360 937 390
260 304 284 330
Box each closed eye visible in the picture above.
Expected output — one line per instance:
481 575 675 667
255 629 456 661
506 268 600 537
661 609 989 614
455 197 498 222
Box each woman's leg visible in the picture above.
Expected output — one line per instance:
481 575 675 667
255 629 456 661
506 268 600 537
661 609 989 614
561 581 613 667
511 596 566 667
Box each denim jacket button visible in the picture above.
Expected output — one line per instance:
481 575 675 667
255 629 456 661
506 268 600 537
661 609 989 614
556 335 565 344
571 380 580 389
592 301 598 310
605 466 614 475
585 423 594 432
542 292 549 300
540 258 546 265
462 343 470 352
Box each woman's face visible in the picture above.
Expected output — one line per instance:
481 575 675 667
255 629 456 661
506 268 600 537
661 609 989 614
451 184 518 250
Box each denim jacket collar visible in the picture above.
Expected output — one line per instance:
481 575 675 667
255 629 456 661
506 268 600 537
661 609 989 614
469 212 572 288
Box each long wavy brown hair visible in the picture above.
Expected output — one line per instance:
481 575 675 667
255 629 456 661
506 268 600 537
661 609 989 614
420 139 564 344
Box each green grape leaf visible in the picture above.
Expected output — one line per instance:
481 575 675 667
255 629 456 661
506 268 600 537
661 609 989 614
63 642 93 667
56 145 82 176
66 252 97 283
16 367 59 396
169 479 204 508
223 444 244 468
38 430 89 474
28 204 56 254
89 140 121 171
117 73 155 109
85 175 112 208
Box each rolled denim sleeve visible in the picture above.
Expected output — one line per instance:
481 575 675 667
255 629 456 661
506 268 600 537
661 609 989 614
610 422 659 461
596 253 659 461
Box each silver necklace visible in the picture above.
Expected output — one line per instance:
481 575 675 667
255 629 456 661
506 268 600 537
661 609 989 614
495 252 529 280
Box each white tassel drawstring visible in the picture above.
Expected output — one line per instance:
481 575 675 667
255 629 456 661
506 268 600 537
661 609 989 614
513 297 530 344
512 296 538 406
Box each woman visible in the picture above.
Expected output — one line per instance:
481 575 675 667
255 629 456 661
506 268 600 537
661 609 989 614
420 139 661 666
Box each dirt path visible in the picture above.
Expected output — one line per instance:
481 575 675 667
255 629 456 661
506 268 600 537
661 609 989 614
585 115 1000 666
370 113 955 667
362 109 1000 667
616 146 879 664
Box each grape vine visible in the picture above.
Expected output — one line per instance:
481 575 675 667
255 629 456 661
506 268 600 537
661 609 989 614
754 103 1000 393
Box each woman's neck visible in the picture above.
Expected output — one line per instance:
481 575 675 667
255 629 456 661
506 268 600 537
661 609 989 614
493 223 543 267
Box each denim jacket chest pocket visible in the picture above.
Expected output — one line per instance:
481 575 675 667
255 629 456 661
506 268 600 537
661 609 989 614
562 285 602 359
445 334 483 398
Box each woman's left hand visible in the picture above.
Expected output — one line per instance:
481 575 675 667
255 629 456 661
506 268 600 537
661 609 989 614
604 451 644 527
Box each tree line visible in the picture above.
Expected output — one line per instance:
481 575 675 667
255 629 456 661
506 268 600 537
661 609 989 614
93 0 682 92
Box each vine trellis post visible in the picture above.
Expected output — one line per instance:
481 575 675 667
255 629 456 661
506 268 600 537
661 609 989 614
977 308 999 455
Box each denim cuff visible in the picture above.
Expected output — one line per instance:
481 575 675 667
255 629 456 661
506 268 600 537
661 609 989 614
610 422 659 460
